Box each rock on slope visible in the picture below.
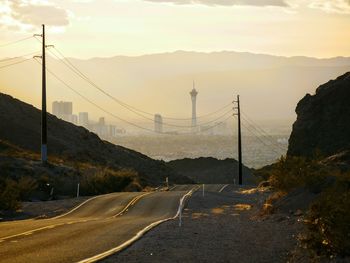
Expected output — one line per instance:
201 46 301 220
0 93 191 185
288 72 350 157
167 157 256 185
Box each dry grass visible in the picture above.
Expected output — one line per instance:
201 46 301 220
234 204 252 211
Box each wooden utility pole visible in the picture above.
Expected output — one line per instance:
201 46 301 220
39 24 47 163
237 95 242 185
233 95 243 185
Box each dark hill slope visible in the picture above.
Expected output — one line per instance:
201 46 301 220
288 72 350 157
0 93 190 185
167 157 256 185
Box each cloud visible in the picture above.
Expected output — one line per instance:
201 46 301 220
0 0 70 32
308 0 350 14
143 0 290 7
10 0 70 26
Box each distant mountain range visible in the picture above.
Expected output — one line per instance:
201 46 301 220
1 50 350 130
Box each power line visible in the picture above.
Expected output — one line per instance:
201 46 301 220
0 51 41 63
0 36 33 48
234 115 282 155
34 58 157 133
0 57 34 70
49 46 233 122
46 47 233 128
34 58 233 135
241 112 286 151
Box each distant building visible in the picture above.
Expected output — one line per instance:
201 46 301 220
98 117 105 126
79 112 89 127
67 114 78 125
52 101 74 123
52 101 72 116
154 114 163 133
190 81 198 133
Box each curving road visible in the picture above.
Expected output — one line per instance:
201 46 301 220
0 190 192 263
0 184 227 262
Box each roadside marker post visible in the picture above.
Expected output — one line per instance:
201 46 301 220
166 177 169 189
202 184 205 197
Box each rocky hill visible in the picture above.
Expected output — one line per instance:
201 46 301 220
167 157 256 185
288 72 350 158
0 93 191 188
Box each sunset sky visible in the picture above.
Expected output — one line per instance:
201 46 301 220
1 0 350 59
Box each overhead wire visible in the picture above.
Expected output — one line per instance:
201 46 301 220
241 111 287 151
0 51 41 63
48 45 233 122
35 58 232 135
0 36 34 48
46 47 233 128
234 116 283 155
0 57 34 70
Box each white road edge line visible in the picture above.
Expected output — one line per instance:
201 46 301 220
219 184 229 193
52 193 117 219
77 187 197 263
0 192 149 241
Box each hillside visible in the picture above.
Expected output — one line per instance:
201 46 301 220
288 72 350 157
167 157 256 185
0 93 191 188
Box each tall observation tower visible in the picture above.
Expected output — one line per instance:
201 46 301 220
190 81 198 131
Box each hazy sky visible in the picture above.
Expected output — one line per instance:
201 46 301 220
1 0 350 59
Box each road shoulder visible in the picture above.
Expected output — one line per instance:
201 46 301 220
102 186 303 263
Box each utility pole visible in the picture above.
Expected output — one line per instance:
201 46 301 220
233 95 243 185
41 24 48 164
237 95 242 185
34 24 48 164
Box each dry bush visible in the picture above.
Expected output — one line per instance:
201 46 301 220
305 173 350 257
260 191 287 216
0 179 21 211
267 156 331 193
81 168 139 195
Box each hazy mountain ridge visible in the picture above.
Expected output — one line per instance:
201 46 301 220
1 50 350 124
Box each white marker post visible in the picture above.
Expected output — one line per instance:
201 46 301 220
166 177 169 189
202 184 205 197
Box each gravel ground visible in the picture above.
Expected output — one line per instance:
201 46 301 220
102 186 303 263
0 196 91 221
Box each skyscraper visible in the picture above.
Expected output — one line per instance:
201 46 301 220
190 81 198 132
154 114 163 133
52 101 73 122
79 112 89 127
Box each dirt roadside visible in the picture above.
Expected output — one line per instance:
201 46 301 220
101 186 304 263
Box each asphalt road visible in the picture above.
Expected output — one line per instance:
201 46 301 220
0 185 226 262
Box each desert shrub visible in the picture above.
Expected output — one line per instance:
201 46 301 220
267 156 331 192
17 177 38 200
81 168 138 195
305 173 350 257
0 179 21 211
